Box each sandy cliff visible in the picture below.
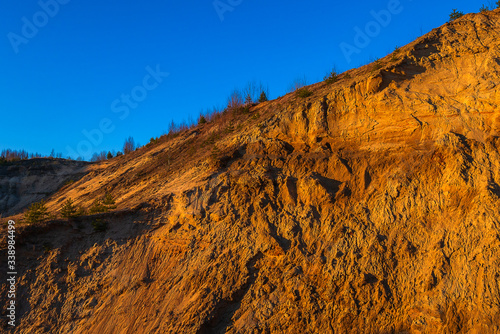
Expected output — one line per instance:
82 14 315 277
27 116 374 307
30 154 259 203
2 10 500 334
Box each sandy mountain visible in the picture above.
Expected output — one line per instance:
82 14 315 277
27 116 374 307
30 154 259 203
2 9 500 334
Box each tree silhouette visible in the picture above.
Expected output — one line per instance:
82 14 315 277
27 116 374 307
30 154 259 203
449 9 464 21
258 91 268 103
123 136 136 154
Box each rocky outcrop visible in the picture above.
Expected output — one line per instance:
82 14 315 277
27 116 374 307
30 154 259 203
2 10 500 334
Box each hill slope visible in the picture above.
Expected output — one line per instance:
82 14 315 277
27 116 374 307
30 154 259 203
2 10 500 334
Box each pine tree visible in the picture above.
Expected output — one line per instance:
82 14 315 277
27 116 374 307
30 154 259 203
60 198 78 218
258 91 268 103
245 94 253 105
324 69 338 84
25 201 49 224
107 151 113 159
449 9 464 21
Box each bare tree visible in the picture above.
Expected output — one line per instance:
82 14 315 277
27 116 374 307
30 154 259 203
288 75 308 93
227 89 243 110
90 151 107 162
1 149 30 161
123 136 136 154
242 81 269 105
168 120 178 135
178 120 189 132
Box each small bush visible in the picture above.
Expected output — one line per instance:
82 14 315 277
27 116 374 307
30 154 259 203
92 219 108 232
198 115 207 124
24 201 49 224
371 59 383 72
102 193 117 210
235 105 250 114
324 69 339 84
89 193 117 214
60 198 85 219
296 88 313 98
391 46 401 61
449 9 464 21
147 137 159 147
107 151 113 159
201 132 221 148
89 199 108 214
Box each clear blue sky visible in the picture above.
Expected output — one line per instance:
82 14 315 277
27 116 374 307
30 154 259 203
0 0 485 159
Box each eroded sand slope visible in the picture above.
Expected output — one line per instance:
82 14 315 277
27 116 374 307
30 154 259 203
2 10 500 334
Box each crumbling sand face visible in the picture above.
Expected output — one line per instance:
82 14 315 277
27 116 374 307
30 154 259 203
2 10 500 334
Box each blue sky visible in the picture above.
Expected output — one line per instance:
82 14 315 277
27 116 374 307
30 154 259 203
0 0 485 159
